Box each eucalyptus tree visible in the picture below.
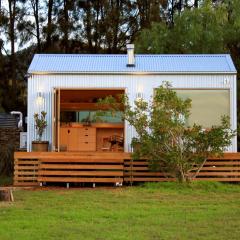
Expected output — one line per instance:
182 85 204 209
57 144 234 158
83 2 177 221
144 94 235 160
75 0 139 53
30 0 42 52
43 0 57 51
1 0 24 98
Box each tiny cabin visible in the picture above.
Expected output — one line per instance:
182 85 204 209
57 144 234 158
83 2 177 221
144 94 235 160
27 45 237 152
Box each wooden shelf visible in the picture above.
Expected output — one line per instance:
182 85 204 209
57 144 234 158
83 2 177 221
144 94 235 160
60 102 123 111
60 123 124 129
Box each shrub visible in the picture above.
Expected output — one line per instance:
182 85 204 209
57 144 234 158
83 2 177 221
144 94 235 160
0 140 15 176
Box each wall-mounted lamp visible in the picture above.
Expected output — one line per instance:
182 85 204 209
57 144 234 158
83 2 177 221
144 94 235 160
136 92 143 101
136 92 144 99
223 79 230 86
36 92 45 106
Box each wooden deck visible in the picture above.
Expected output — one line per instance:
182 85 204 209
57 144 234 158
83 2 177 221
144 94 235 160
14 152 240 186
14 152 130 186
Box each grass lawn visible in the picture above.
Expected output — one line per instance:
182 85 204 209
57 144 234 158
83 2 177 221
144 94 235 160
0 182 240 240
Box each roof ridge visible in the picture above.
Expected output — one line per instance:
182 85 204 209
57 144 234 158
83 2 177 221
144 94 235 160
35 54 230 57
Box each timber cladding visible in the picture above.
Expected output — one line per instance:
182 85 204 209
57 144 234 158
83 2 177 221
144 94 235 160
14 152 240 186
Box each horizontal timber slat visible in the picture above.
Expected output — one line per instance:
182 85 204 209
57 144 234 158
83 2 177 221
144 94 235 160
40 164 124 170
14 182 39 186
199 167 240 171
197 172 240 176
15 166 39 170
209 153 240 160
193 178 240 181
14 171 39 176
203 161 240 165
38 177 123 183
39 158 124 163
14 152 131 159
124 161 149 166
124 177 175 182
38 170 123 177
14 176 37 181
124 172 168 176
15 160 39 165
124 167 149 171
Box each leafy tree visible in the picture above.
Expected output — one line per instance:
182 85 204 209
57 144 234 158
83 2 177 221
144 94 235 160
97 83 235 182
135 1 228 54
123 83 235 182
28 0 44 52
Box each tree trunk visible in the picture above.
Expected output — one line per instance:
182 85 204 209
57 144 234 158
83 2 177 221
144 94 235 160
137 0 151 29
46 0 53 48
112 0 121 53
31 0 41 52
63 0 69 53
194 0 199 8
8 0 17 98
85 2 93 52
171 0 174 26
93 0 100 53
0 189 14 202
35 0 41 52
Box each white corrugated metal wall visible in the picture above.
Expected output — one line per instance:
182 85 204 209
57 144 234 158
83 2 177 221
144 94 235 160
27 73 237 152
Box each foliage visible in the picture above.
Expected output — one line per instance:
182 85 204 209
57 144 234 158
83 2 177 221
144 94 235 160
0 175 13 186
0 141 15 176
122 82 236 182
96 95 123 121
136 1 228 54
34 111 47 141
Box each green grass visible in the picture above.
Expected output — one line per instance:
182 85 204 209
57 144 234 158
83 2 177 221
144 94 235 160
0 182 240 240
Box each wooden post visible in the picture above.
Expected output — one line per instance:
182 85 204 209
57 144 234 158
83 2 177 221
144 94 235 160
0 189 14 202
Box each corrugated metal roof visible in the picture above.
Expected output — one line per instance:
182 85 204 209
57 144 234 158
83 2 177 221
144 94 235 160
28 54 237 74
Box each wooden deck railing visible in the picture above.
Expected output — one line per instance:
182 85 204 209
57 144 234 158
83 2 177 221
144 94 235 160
124 153 240 183
14 152 240 186
14 152 129 186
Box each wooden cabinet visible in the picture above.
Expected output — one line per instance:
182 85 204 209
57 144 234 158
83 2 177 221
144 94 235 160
79 127 96 151
60 127 96 151
60 124 124 152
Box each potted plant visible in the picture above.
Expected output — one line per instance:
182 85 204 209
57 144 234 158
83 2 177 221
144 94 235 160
32 111 49 152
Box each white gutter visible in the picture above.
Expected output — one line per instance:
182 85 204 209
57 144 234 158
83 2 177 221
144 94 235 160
28 71 237 76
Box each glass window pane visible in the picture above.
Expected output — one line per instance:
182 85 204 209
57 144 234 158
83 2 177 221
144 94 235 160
77 111 123 123
175 90 230 128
